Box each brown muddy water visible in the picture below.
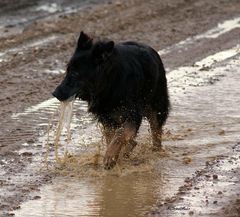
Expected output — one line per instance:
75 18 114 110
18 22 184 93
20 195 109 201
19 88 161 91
13 50 240 216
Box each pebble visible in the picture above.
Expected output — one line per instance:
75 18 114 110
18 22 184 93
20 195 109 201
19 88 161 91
33 195 41 200
189 211 194 215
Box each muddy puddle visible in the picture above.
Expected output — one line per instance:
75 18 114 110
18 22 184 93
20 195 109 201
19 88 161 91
10 48 240 216
13 173 166 217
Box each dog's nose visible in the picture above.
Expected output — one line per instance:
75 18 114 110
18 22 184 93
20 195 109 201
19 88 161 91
52 89 58 98
52 86 63 101
52 91 56 98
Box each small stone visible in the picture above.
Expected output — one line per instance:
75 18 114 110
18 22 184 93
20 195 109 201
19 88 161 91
33 195 41 200
13 205 20 210
27 138 35 144
189 211 194 215
218 130 225 135
183 157 192 164
21 152 33 157
213 174 218 180
185 177 191 183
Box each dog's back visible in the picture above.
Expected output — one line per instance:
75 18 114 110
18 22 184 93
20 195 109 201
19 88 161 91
93 41 169 117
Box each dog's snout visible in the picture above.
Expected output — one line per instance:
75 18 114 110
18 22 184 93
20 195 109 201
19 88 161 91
52 85 64 101
52 89 58 98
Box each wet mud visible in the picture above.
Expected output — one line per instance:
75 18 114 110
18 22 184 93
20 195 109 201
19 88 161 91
0 0 240 216
10 53 240 217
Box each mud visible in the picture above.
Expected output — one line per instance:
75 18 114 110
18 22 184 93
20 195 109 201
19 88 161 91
11 53 240 217
0 0 240 216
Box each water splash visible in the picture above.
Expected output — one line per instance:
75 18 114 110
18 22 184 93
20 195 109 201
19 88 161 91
45 100 74 164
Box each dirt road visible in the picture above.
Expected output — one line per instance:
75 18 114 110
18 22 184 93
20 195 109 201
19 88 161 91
0 0 239 216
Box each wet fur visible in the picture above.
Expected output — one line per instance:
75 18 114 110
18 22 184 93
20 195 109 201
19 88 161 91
78 41 169 129
53 32 170 169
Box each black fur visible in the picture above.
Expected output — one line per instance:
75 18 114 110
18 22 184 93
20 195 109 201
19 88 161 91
53 31 169 142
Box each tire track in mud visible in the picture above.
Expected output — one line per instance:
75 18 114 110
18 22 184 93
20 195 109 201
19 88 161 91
148 135 240 216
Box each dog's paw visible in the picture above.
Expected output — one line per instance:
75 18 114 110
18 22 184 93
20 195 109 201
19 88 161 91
103 153 118 170
152 141 162 152
103 140 122 169
123 140 137 158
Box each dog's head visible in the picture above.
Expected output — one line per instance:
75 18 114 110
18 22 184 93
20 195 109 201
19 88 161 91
52 31 114 102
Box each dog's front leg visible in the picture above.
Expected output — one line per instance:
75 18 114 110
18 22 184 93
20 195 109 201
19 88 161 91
102 126 115 147
104 122 137 170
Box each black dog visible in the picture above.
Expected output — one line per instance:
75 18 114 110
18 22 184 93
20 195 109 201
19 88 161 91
53 32 170 169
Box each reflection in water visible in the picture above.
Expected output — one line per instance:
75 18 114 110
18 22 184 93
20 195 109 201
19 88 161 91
15 172 166 217
99 173 164 217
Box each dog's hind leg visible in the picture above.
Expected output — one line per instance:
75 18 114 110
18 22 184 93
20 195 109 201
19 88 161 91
148 82 170 151
147 109 168 151
147 111 162 150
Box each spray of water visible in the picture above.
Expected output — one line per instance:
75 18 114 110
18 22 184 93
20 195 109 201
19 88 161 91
45 100 74 166
43 99 180 176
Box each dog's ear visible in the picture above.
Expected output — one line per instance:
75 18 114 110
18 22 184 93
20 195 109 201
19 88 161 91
77 31 92 50
103 41 114 53
92 41 114 62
